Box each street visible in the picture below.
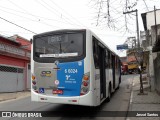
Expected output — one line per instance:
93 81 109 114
0 1 160 120
0 75 134 120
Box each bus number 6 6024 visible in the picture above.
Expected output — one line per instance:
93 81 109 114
65 69 78 74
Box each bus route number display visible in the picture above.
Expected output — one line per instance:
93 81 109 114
48 36 62 43
64 69 78 74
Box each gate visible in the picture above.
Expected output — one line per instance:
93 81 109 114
0 65 24 92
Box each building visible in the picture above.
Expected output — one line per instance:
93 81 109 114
141 9 160 92
0 35 31 92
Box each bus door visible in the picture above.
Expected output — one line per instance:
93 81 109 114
98 45 106 100
112 55 115 89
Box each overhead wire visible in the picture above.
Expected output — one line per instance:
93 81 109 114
42 0 86 28
1 0 134 40
49 0 87 28
0 8 62 30
142 0 149 11
0 5 85 28
0 30 33 34
0 16 37 34
35 0 82 28
6 0 63 29
6 0 83 30
1 0 92 38
3 0 101 32
0 5 116 34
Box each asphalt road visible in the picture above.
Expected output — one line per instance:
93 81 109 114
0 75 135 120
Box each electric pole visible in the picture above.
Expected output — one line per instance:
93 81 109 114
123 9 144 94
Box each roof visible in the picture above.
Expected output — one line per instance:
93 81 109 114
9 34 30 42
9 35 31 51
0 35 21 45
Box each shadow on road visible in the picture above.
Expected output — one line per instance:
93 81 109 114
41 87 126 118
42 104 101 117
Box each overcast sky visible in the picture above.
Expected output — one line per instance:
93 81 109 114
0 0 160 57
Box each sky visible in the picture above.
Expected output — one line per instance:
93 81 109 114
0 0 160 57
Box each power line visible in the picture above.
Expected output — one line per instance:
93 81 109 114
0 5 81 28
43 0 82 27
0 31 33 34
6 0 62 29
49 0 87 28
0 8 37 22
0 8 62 29
0 16 37 34
7 0 39 21
3 0 87 29
35 0 81 27
7 0 60 29
142 0 149 11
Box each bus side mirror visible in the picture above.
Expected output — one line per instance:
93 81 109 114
30 39 33 44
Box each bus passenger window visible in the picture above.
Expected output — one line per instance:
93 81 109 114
92 37 99 69
105 50 109 68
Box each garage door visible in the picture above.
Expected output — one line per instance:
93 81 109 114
0 65 24 92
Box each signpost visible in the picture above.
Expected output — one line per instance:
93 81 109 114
117 44 128 50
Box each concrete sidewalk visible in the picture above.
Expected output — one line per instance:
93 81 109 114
127 74 160 120
0 90 30 102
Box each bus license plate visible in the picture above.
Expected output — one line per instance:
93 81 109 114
53 90 63 94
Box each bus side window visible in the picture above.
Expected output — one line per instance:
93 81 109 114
115 57 117 69
92 37 99 69
110 53 112 69
105 50 109 68
107 51 111 69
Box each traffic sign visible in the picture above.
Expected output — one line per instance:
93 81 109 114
117 44 128 50
39 88 45 93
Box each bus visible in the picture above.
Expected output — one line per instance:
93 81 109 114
31 29 121 106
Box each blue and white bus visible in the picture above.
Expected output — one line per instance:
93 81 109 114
31 29 121 106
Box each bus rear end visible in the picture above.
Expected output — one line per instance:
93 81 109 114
31 29 94 106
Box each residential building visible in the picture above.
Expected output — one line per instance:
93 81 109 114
141 9 160 92
0 35 31 92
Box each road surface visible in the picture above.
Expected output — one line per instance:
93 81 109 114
0 75 135 120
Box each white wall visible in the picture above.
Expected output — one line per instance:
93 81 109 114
146 10 160 30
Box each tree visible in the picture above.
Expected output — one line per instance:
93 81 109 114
90 0 150 33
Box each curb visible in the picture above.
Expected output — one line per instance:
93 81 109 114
125 76 134 120
0 91 30 103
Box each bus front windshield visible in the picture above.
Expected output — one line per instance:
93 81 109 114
34 33 84 60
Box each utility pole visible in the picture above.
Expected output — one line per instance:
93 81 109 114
123 9 144 94
123 10 140 47
135 9 140 48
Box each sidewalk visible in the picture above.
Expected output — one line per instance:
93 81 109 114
127 74 160 120
0 90 30 102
